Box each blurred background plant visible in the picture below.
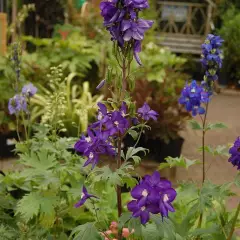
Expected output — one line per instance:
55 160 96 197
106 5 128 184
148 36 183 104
217 5 240 88
31 66 103 137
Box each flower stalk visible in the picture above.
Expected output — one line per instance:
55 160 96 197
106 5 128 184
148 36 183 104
227 202 240 240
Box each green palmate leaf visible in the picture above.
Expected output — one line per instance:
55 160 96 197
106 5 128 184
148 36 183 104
118 212 132 229
151 215 176 239
16 192 41 221
19 149 58 171
189 120 202 130
128 218 142 237
174 203 199 237
159 156 200 170
90 166 123 186
205 122 228 131
199 145 229 157
142 223 163 240
70 222 101 240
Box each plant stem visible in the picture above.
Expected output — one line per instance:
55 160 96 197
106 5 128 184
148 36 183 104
21 111 28 141
227 202 240 240
117 135 123 240
202 101 209 185
16 116 21 141
92 201 112 240
196 102 209 239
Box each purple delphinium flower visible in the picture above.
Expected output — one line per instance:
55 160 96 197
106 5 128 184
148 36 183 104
75 101 131 169
122 19 154 42
75 186 98 208
105 111 129 135
201 34 223 93
100 1 125 27
74 128 115 169
100 0 153 65
124 0 149 9
228 137 240 170
127 200 159 224
22 83 37 97
179 80 209 116
137 102 158 121
134 40 142 65
128 171 176 224
8 94 27 115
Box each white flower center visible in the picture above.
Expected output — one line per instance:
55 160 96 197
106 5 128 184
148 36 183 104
163 194 169 202
191 88 196 93
142 189 148 197
81 192 85 199
98 112 103 120
121 111 126 117
89 152 94 159
114 121 119 126
85 136 91 143
141 206 146 211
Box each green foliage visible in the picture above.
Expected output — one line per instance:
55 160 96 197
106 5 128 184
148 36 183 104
199 145 230 157
205 122 228 131
218 6 240 83
70 222 101 240
133 42 187 84
189 119 202 130
31 67 103 136
159 156 200 170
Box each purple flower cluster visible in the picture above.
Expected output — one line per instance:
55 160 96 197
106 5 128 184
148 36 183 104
75 186 98 208
138 102 158 121
127 171 176 224
228 137 240 170
75 101 158 169
179 80 209 116
100 0 153 65
8 83 37 115
22 83 38 97
201 34 223 83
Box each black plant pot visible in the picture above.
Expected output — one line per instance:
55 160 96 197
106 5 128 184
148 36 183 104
0 131 18 159
123 135 184 163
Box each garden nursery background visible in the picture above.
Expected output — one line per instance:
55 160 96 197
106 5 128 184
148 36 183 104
0 0 240 239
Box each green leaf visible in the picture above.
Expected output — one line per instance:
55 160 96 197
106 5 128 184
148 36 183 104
205 122 227 131
19 149 58 171
191 224 220 237
234 173 240 188
142 223 162 240
151 215 176 239
199 145 229 157
128 218 142 237
159 156 200 170
126 147 148 161
128 129 138 140
89 166 123 186
16 192 41 221
189 120 202 130
118 212 132 229
70 222 101 240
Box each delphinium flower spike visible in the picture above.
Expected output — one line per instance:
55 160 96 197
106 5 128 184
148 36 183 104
228 137 240 170
179 80 209 116
201 34 224 93
100 0 153 65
